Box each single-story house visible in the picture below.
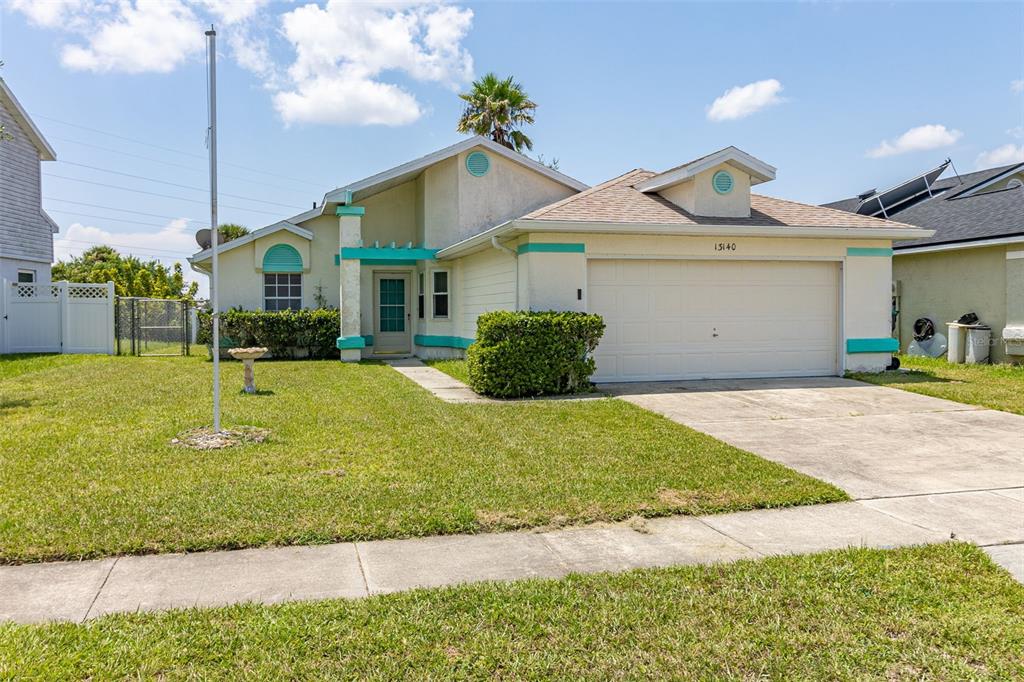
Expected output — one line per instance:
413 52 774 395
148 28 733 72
824 160 1024 363
190 138 930 381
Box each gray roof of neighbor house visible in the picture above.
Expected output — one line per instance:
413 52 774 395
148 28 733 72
823 163 1024 249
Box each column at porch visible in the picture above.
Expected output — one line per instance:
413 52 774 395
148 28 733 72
336 205 365 362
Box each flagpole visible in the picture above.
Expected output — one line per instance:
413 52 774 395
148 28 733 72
206 26 221 432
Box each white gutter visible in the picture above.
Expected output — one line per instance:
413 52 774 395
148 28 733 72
894 234 1024 255
490 235 517 258
437 219 933 259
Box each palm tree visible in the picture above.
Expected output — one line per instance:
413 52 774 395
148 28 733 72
457 73 537 153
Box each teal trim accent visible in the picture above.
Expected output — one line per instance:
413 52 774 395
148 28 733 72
846 337 899 353
465 151 490 177
336 205 366 216
336 336 367 350
335 254 340 266
340 247 438 261
363 259 416 266
516 242 586 254
847 247 894 257
712 170 734 195
414 334 474 349
262 244 303 272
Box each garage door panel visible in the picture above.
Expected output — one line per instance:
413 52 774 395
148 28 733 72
589 259 839 381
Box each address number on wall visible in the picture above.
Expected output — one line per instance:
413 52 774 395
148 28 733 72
714 242 737 252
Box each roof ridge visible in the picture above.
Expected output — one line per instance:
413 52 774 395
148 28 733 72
523 168 651 220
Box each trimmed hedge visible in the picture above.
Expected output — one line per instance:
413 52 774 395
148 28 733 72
197 308 340 359
467 310 605 398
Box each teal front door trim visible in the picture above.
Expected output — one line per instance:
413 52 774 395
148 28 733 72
517 242 586 255
846 247 894 257
414 334 475 349
336 336 367 350
846 337 899 353
340 247 439 261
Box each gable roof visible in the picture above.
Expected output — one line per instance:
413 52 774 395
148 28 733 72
521 169 915 229
633 146 776 193
322 136 587 206
0 77 56 161
823 162 1024 249
189 221 312 264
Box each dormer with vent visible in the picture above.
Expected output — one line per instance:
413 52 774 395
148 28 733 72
633 146 776 218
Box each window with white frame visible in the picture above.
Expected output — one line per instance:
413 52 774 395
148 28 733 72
16 270 35 283
263 273 302 311
432 270 449 318
417 272 425 319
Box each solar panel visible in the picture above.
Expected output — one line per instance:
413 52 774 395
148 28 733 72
856 160 952 217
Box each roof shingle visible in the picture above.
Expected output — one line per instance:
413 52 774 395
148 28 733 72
523 170 912 229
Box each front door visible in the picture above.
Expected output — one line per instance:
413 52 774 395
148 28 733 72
374 273 411 354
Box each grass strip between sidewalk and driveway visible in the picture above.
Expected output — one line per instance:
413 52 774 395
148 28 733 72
850 355 1024 415
0 354 845 563
1 543 1022 679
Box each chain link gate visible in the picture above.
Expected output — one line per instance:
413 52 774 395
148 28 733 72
116 297 192 356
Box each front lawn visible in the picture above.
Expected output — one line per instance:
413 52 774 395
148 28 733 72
0 355 844 563
850 355 1024 415
2 543 1022 679
424 358 470 384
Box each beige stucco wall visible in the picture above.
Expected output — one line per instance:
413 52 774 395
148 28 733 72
658 162 752 218
893 245 1010 363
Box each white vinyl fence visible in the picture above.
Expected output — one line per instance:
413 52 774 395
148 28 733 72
0 280 115 355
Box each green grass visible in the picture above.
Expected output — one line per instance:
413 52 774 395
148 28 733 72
850 355 1024 415
2 543 1021 679
0 354 845 563
424 358 470 384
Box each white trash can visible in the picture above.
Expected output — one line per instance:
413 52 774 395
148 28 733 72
947 323 967 363
965 326 992 364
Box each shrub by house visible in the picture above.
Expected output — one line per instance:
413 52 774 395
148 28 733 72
197 308 340 359
467 311 605 398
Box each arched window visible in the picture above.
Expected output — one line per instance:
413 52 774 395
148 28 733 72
262 244 303 311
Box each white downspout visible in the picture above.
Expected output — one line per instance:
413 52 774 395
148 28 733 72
490 236 519 309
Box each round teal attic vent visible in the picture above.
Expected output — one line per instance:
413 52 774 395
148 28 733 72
712 170 734 195
466 151 490 177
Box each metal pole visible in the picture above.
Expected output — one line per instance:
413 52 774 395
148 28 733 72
206 26 221 432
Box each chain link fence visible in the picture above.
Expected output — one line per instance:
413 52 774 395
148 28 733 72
115 297 193 356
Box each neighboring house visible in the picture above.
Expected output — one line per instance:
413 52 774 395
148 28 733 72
190 138 929 381
0 77 58 286
824 160 1024 363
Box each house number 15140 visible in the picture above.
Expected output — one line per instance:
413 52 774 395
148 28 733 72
714 242 737 251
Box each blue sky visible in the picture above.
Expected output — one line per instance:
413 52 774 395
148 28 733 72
1 1 1022 295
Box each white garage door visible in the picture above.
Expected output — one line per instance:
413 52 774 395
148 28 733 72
588 259 839 381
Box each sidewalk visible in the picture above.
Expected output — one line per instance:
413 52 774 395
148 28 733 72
2 490 1021 624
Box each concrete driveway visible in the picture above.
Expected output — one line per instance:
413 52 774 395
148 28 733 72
603 377 1024 578
603 377 1024 499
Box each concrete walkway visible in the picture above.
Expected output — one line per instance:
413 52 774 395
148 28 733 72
386 358 491 403
2 491 1021 624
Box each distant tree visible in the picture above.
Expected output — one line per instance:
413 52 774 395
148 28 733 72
52 245 198 300
535 154 560 171
218 223 249 242
457 73 537 153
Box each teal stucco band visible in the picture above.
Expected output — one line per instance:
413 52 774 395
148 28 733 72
340 247 438 261
847 247 894 257
335 205 366 216
516 243 586 254
414 334 474 349
336 336 367 350
846 337 899 353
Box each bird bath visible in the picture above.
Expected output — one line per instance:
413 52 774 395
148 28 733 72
228 347 268 394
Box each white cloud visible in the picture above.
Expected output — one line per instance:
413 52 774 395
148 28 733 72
706 79 785 122
1012 79 1024 93
975 143 1024 169
270 1 474 126
9 0 476 128
1008 126 1024 140
866 124 963 158
54 219 206 296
